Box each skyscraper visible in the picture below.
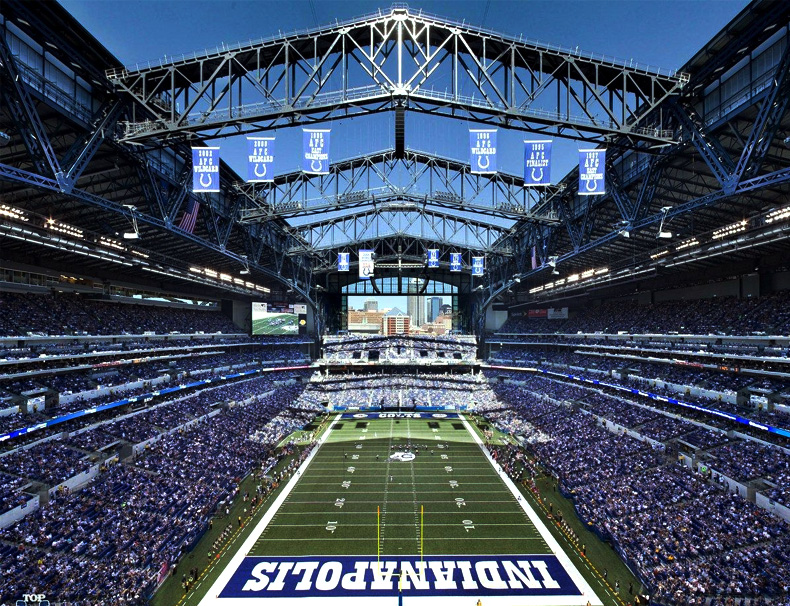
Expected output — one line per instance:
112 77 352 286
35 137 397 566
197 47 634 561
363 299 378 312
406 295 425 328
427 296 442 322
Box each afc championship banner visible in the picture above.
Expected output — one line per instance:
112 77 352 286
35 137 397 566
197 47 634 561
523 140 552 186
303 129 330 174
427 249 440 268
247 137 275 182
450 252 462 272
578 149 605 195
192 147 220 193
469 129 497 174
358 250 374 280
338 252 350 272
472 256 485 276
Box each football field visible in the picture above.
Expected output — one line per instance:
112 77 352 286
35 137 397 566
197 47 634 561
200 412 601 605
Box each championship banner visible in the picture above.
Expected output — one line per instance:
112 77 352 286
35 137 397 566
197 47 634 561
450 252 462 272
192 147 220 193
578 149 605 195
358 250 374 280
523 140 552 186
472 256 485 276
469 129 497 174
303 129 331 174
247 137 275 182
427 249 440 268
338 252 350 272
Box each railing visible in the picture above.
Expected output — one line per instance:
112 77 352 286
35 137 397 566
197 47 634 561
122 83 675 141
15 61 93 124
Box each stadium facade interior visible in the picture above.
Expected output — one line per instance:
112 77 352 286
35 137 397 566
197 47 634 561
1 1 789 605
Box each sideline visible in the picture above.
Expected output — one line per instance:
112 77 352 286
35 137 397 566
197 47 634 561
461 414 603 606
197 413 342 605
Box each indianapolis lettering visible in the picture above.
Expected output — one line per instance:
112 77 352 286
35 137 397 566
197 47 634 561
220 556 576 597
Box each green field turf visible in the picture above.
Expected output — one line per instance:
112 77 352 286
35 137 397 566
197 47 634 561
251 313 298 335
249 416 551 558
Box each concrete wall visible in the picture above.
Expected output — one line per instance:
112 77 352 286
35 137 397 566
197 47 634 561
486 308 508 331
229 300 252 333
756 492 790 523
0 496 39 530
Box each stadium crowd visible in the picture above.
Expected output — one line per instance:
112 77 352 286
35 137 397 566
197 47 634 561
0 375 321 605
494 292 790 336
487 374 790 604
0 291 244 336
322 334 477 362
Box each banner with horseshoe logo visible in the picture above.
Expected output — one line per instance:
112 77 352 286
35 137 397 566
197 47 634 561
578 148 606 195
523 140 552 187
469 129 497 174
247 137 275 182
192 147 220 193
303 128 331 174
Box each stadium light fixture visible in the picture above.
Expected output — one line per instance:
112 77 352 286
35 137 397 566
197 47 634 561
619 229 630 238
122 205 140 239
239 254 251 275
0 131 10 147
657 207 672 239
551 267 559 275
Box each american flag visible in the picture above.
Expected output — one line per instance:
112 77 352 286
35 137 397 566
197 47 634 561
178 198 201 234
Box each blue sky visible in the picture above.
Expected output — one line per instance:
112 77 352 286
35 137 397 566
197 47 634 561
61 0 748 181
59 0 748 312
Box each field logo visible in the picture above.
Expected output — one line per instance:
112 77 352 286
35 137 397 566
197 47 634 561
389 452 416 462
219 555 581 598
17 595 49 606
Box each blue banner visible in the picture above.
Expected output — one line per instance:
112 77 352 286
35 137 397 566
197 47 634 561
247 137 275 182
427 249 440 268
450 252 462 272
303 129 330 174
523 140 552 186
192 147 220 193
338 252 350 272
472 256 484 276
578 149 605 195
469 129 497 174
219 555 581 599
